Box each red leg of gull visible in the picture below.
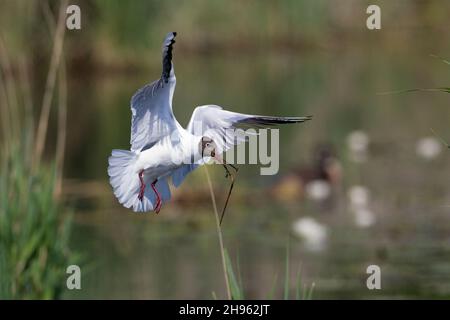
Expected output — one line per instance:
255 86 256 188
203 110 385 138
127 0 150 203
150 179 162 214
138 170 146 201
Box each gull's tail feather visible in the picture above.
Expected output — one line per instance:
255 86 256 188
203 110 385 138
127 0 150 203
108 149 171 213
107 149 149 212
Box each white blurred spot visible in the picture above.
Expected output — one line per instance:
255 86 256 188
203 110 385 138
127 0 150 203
348 185 376 228
416 137 442 160
354 207 375 228
292 217 328 252
347 130 370 163
305 180 331 201
348 185 370 207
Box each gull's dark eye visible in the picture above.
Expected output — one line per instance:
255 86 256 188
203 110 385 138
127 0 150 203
206 143 210 147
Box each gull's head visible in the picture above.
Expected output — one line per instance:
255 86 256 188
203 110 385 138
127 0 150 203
200 136 217 158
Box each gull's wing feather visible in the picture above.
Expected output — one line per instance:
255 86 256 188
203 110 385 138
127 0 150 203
161 32 177 83
169 105 311 188
130 32 178 152
186 105 312 154
171 163 199 188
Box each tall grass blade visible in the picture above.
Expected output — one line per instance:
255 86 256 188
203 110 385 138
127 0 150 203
267 273 278 299
284 243 290 300
378 87 450 95
34 0 68 168
204 166 232 300
306 282 315 300
430 128 450 149
295 266 302 300
224 249 243 300
430 54 450 66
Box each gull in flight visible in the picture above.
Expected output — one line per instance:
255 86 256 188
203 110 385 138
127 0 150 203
108 32 311 214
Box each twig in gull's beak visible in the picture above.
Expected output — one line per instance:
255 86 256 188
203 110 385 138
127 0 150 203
213 153 238 225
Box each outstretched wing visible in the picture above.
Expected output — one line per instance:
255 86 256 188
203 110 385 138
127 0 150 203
186 105 312 154
130 32 179 153
170 105 311 188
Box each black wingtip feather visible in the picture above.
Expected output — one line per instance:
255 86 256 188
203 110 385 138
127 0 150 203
161 32 177 83
238 115 312 127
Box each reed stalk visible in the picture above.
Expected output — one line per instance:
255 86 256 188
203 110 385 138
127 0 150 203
0 1 74 299
34 0 68 169
41 0 68 198
203 165 232 300
54 62 67 198
0 36 20 141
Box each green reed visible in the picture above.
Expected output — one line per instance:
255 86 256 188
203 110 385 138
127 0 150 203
0 147 74 299
0 0 74 299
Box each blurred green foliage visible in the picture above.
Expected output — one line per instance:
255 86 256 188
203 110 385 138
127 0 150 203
0 147 74 299
0 0 76 298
